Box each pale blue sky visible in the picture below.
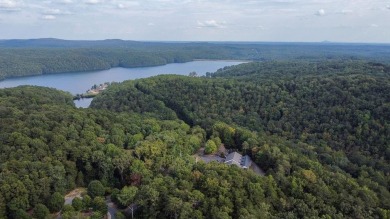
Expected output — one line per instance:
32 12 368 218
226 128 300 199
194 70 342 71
0 0 389 42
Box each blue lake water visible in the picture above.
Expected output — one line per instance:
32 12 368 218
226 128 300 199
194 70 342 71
0 60 245 108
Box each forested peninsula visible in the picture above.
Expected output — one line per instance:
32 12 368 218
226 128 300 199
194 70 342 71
1 38 390 80
0 57 389 218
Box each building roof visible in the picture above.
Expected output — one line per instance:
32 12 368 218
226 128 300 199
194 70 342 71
225 152 243 167
242 155 252 168
225 152 252 169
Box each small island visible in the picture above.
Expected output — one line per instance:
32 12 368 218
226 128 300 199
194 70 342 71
73 82 110 100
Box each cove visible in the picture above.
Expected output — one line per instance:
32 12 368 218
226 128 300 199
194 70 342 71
0 60 245 108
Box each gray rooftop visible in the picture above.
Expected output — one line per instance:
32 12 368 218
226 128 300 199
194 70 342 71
225 152 243 167
242 155 252 168
225 152 252 169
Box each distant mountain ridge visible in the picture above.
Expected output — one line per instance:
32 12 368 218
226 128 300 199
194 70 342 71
1 38 390 48
0 38 143 48
1 38 390 80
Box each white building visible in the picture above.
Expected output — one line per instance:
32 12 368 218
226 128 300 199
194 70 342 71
224 152 252 169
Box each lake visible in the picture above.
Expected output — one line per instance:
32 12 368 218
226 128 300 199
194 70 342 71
0 60 245 108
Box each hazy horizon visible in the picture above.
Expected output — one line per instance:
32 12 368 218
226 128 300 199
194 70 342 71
2 38 390 45
0 0 390 43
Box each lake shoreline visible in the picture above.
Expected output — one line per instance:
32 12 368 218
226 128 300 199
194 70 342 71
193 59 251 62
0 59 250 82
0 67 111 82
0 60 247 108
73 82 110 100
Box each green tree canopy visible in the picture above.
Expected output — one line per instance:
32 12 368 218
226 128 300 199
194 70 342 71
88 181 105 198
205 140 217 154
32 203 50 219
47 192 64 213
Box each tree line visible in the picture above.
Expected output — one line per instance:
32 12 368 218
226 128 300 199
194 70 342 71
2 41 390 80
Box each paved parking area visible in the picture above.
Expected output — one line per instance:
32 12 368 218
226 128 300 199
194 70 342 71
197 154 225 163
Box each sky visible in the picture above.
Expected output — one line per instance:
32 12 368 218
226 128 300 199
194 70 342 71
0 0 389 42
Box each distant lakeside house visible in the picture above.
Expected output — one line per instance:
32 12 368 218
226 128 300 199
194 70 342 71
74 82 110 100
86 83 109 94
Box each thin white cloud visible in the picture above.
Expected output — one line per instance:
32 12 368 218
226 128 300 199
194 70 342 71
340 9 353 15
58 0 73 4
370 24 379 28
85 0 102 5
316 9 325 16
0 0 22 11
115 1 140 9
42 15 56 20
0 0 389 42
257 25 266 30
197 20 226 29
43 8 72 15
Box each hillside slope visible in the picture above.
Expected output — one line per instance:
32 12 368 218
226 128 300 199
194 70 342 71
91 60 390 218
0 60 389 218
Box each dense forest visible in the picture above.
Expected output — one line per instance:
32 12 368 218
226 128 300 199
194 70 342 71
1 38 390 80
91 60 390 218
0 58 388 218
